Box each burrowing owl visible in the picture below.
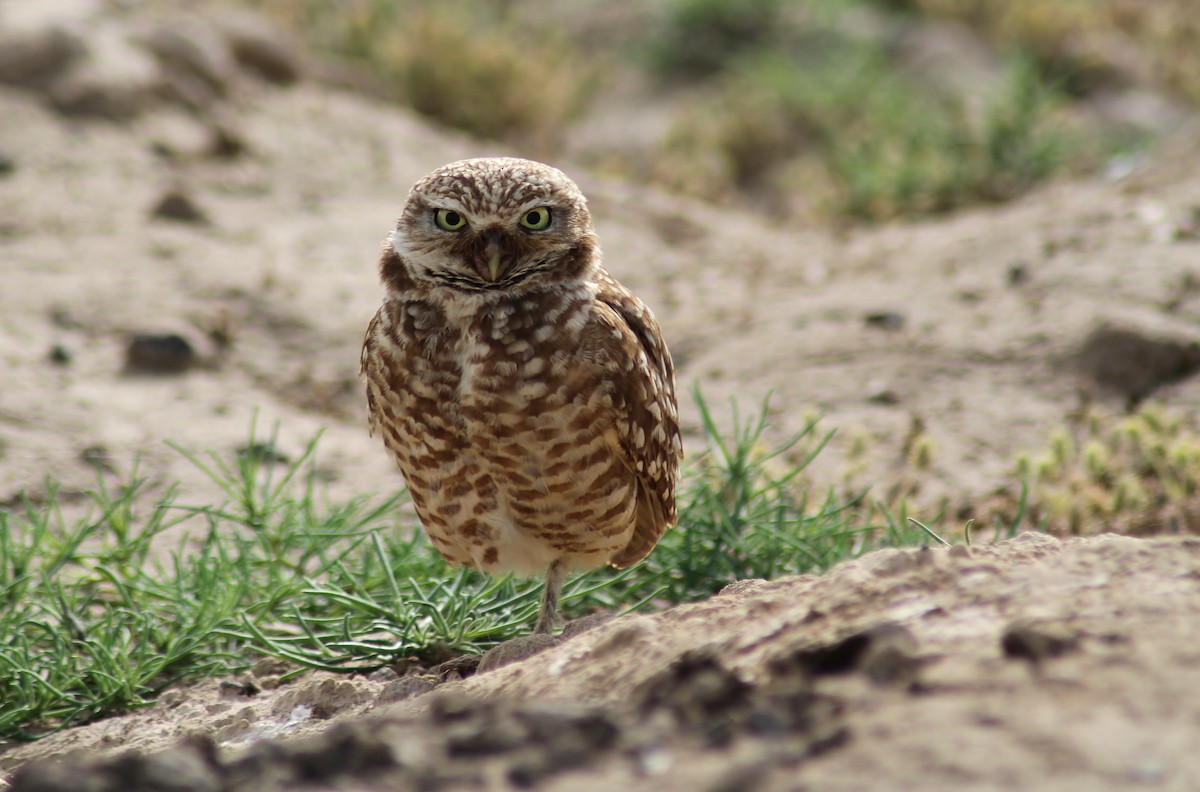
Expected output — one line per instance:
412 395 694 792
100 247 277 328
361 157 682 634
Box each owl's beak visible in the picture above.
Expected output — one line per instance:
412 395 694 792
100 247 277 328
480 228 505 281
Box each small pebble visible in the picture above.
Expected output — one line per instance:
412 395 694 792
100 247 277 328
151 189 210 224
864 311 905 331
48 343 72 365
125 333 197 373
868 389 901 405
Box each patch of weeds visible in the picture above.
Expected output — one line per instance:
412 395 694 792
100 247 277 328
244 0 593 151
1 396 941 742
0 424 413 741
657 43 1078 219
1012 402 1200 535
0 476 243 741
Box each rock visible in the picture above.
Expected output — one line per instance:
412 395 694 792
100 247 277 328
136 19 234 104
150 189 210 224
46 23 162 120
864 311 905 331
207 123 248 159
867 388 901 405
214 12 304 85
1077 324 1200 405
0 27 85 90
376 676 436 704
476 633 558 674
48 343 71 365
124 333 197 373
80 445 116 473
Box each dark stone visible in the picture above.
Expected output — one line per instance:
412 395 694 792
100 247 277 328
150 190 210 224
124 333 197 373
864 311 906 331
377 675 436 704
49 81 150 120
867 388 901 405
476 633 558 674
48 343 72 365
0 27 85 89
236 442 290 465
80 445 116 473
139 24 233 97
218 14 304 85
207 124 247 159
429 652 482 682
1001 622 1079 663
218 678 260 698
1076 325 1200 406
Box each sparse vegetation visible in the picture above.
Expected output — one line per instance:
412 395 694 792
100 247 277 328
1015 402 1200 535
18 392 1189 742
243 0 594 152
657 44 1076 219
238 0 1145 221
0 394 935 743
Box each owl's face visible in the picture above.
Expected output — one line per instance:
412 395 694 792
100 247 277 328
387 158 599 294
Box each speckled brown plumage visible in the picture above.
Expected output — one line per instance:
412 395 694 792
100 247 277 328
361 157 681 633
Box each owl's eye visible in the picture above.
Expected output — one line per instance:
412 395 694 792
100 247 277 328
434 208 467 231
519 208 552 231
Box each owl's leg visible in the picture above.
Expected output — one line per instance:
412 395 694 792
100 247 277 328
533 558 567 634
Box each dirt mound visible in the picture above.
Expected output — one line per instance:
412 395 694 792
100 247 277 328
6 533 1200 790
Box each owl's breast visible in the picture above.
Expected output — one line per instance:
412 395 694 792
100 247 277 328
367 286 638 575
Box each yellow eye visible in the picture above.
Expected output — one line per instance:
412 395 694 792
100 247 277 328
434 208 467 231
519 208 551 231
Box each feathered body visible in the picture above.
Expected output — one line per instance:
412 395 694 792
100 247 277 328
361 158 681 631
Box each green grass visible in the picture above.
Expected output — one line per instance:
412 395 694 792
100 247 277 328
1 395 943 743
654 21 1083 219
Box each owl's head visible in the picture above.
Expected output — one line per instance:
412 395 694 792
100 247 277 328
384 158 599 294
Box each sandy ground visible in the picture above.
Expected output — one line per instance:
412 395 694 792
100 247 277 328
3 3 1200 790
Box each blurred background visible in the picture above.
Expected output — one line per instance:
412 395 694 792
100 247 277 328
2 0 1200 531
244 0 1197 221
6 0 1196 222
